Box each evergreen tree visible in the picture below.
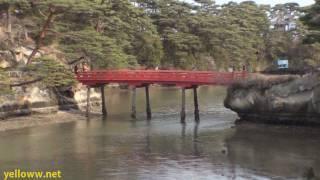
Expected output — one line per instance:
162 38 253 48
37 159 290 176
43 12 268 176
0 0 318 75
302 0 320 43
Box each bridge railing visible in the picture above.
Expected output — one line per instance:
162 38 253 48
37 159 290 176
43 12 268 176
76 70 248 86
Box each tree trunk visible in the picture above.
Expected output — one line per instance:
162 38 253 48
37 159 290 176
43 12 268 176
26 6 56 65
95 18 103 33
6 5 13 43
24 28 29 40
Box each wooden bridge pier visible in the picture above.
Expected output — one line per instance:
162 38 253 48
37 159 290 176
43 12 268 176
180 85 200 124
193 86 200 123
180 88 186 124
131 86 137 119
87 84 199 123
86 86 91 117
78 69 248 121
100 85 107 117
130 84 152 120
86 85 108 118
145 85 152 120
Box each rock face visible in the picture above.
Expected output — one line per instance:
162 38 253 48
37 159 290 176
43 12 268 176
0 83 101 119
224 73 320 124
0 31 102 119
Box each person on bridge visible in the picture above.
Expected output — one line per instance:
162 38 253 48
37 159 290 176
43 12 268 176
74 65 78 74
242 65 247 72
82 62 90 72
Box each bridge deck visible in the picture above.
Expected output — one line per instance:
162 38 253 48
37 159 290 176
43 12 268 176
76 70 247 87
77 69 248 120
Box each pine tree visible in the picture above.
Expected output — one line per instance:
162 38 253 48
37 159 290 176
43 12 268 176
301 0 320 43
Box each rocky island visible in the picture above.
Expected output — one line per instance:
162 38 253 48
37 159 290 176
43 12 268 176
224 72 320 124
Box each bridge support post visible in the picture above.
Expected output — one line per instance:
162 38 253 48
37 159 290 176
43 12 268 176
145 85 152 120
181 88 186 124
193 86 200 123
100 85 107 117
86 87 91 117
131 86 137 119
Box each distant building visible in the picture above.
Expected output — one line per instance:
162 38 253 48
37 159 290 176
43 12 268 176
286 22 297 31
277 59 289 69
269 3 300 32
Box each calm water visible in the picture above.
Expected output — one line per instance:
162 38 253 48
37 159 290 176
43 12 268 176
1 86 320 180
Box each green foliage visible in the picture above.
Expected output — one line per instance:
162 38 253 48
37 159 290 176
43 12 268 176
54 0 162 69
265 31 292 61
60 28 134 69
133 32 163 68
301 0 320 43
0 69 11 95
134 0 271 70
28 57 76 88
212 1 269 69
304 43 320 66
0 0 319 73
0 0 29 9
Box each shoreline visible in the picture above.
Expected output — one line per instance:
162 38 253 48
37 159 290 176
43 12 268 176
0 111 87 132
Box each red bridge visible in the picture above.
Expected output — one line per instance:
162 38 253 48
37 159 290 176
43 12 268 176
76 70 248 123
76 70 247 87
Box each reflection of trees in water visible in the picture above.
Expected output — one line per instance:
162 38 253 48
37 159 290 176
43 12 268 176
140 122 205 158
78 118 320 179
133 122 242 179
140 123 320 179
225 125 320 179
181 123 201 156
145 121 151 154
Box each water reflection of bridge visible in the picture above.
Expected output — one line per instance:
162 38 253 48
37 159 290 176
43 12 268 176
76 70 247 123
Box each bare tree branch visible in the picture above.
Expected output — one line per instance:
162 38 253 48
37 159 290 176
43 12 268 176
9 77 43 87
27 5 57 64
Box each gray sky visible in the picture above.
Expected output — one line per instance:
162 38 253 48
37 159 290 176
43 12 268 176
184 0 315 6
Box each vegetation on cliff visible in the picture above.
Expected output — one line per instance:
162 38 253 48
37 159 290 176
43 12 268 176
0 69 10 94
0 1 319 68
0 0 319 93
27 57 76 88
301 0 320 44
224 1 320 124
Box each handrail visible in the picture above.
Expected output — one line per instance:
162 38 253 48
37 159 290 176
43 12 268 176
76 70 248 86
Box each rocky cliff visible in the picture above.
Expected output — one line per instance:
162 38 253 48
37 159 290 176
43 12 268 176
0 82 101 119
224 72 320 124
0 40 101 119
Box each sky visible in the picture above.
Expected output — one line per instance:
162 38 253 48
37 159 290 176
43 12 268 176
184 0 315 6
